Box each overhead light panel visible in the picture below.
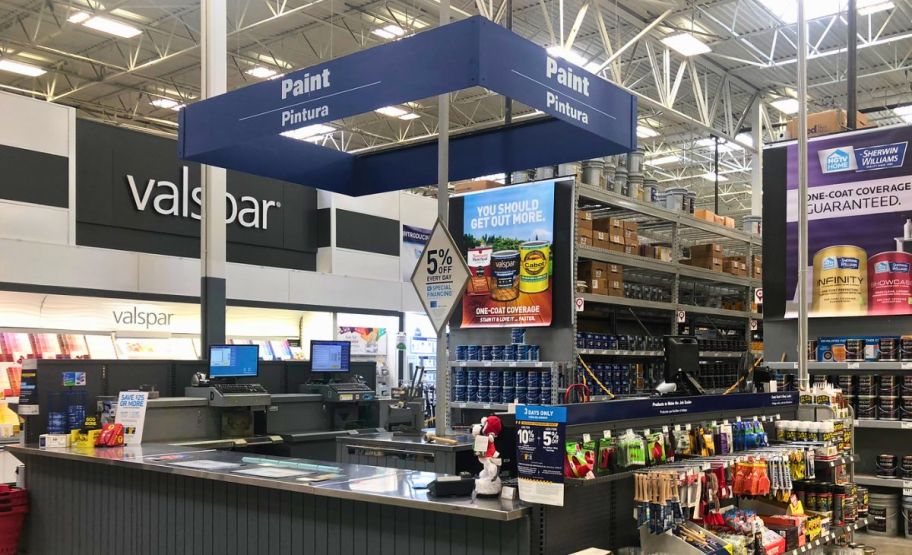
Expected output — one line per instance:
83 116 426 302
375 106 408 117
758 0 892 24
735 133 755 148
0 59 46 77
399 112 420 121
637 126 659 138
770 98 800 115
546 46 588 68
661 33 711 56
701 172 728 182
859 1 894 15
246 66 277 79
696 138 741 152
69 12 141 38
150 98 183 110
891 105 912 117
647 155 681 166
281 124 334 141
371 24 406 39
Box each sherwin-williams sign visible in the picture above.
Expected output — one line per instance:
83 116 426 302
784 126 912 317
461 181 554 327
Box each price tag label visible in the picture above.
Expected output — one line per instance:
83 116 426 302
674 425 681 432
736 416 741 423
644 429 650 436
509 362 517 367
723 419 729 426
535 362 544 368
904 480 912 489
903 362 912 370
902 421 912 430
583 433 591 443
483 404 491 410
685 424 692 431
904 488 912 497
847 362 860 369
474 435 489 452
603 430 612 439
483 361 492 367
662 426 668 434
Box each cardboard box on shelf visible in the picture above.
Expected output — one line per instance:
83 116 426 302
640 245 656 259
686 256 724 272
577 227 593 241
593 217 624 234
695 209 716 223
623 220 638 234
578 210 593 222
623 246 637 256
607 263 624 276
578 235 593 247
607 277 624 297
723 216 736 228
610 233 625 245
625 234 640 248
713 214 725 226
654 246 673 261
590 278 609 296
608 242 626 253
454 180 503 194
593 231 612 250
577 217 593 234
689 244 723 259
579 261 609 281
786 109 871 139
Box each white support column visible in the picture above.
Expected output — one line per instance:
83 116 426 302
435 0 451 436
797 0 810 390
751 100 763 218
200 0 227 349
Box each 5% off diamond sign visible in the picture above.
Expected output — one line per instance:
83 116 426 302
410 219 471 333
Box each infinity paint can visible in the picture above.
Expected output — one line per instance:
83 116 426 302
519 241 551 294
812 245 867 316
868 252 912 315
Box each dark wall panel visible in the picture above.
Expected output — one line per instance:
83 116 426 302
0 144 68 207
75 119 319 270
762 145 788 320
335 209 399 255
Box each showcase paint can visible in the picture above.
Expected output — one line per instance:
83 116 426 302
812 245 868 316
868 252 912 315
519 241 551 294
490 250 520 301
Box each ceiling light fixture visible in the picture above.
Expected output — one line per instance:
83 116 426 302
859 0 894 15
375 106 408 117
702 172 728 182
281 124 334 141
399 112 421 121
637 126 659 138
647 155 681 166
246 66 278 79
150 98 183 110
69 12 141 38
546 46 589 68
0 59 46 77
371 24 406 40
891 105 912 117
770 98 800 114
758 0 893 24
661 33 711 56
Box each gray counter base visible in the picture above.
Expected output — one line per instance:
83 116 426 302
21 454 530 555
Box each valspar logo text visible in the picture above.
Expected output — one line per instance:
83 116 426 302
127 166 281 230
818 146 858 174
112 306 174 329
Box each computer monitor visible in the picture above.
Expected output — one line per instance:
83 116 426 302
310 340 351 373
663 335 699 382
209 344 259 379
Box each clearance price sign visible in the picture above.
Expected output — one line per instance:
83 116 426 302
516 405 566 506
461 181 555 328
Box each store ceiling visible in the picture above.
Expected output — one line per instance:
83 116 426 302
1 0 912 216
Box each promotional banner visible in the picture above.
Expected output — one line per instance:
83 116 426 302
461 181 555 327
516 405 566 506
784 126 912 318
338 327 387 355
401 224 431 281
115 391 149 445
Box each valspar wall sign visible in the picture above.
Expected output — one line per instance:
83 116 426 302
76 120 318 270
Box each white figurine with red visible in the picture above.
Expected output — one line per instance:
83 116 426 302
472 415 503 496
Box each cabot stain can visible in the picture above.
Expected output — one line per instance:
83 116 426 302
519 241 551 294
812 246 867 316
868 252 912 315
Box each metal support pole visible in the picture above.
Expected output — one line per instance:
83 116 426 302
847 0 858 129
503 0 513 186
797 0 810 391
751 101 763 218
714 136 720 214
200 0 227 350
435 0 451 436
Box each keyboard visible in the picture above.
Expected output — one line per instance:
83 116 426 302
214 383 269 394
331 382 373 393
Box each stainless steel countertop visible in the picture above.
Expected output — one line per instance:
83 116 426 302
336 431 475 452
9 444 528 521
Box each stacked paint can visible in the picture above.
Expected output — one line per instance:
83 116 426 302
869 492 901 536
452 367 551 406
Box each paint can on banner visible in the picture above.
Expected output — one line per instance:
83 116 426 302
456 345 468 361
491 344 505 361
519 241 551 294
868 252 912 315
812 245 867 315
511 328 526 344
490 250 520 301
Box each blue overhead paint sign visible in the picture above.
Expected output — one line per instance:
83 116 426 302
179 16 636 197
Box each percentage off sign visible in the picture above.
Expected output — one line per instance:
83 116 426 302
427 248 453 275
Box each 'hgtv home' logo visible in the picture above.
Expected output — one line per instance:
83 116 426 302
817 146 858 174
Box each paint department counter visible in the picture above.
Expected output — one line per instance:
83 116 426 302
10 443 531 555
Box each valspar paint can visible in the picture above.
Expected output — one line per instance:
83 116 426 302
490 250 520 301
812 246 867 316
519 241 551 294
868 252 912 315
